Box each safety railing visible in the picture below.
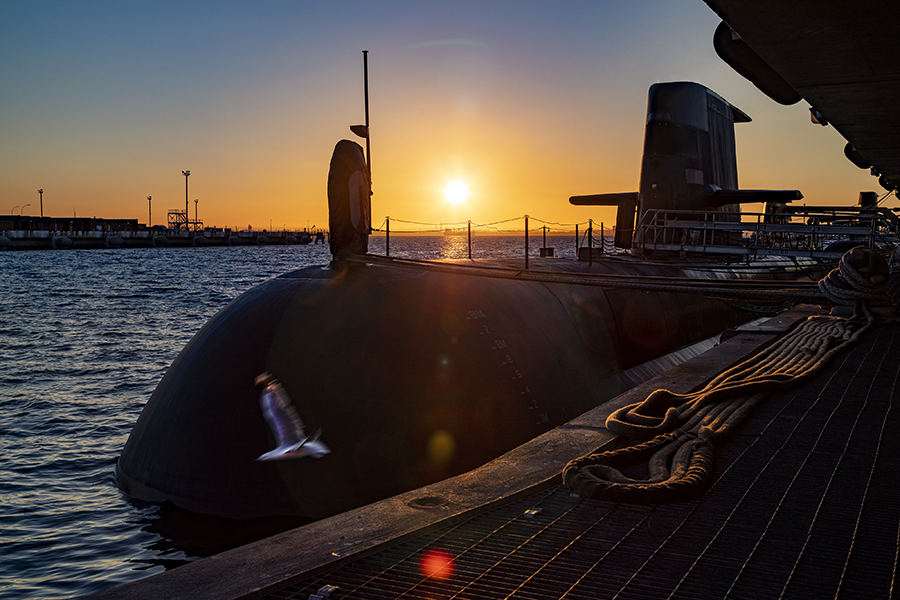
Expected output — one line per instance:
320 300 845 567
635 206 900 259
374 215 621 267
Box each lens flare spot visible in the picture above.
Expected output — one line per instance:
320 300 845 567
419 548 455 580
427 430 456 467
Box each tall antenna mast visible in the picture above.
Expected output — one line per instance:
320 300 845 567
350 50 372 193
363 50 371 188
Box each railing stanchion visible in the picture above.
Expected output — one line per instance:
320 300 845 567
575 224 579 258
525 215 529 270
385 216 390 257
588 219 593 267
870 213 877 249
468 220 472 260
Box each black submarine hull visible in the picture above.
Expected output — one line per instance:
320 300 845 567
117 80 830 520
116 254 825 520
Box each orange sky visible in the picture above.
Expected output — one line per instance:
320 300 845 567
1 1 889 232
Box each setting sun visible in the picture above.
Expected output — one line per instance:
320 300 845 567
443 180 470 205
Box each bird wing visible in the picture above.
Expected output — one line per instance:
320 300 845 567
296 429 330 458
260 383 306 448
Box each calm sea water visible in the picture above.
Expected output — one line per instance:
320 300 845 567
0 235 585 600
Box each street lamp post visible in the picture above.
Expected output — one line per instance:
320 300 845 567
21 204 31 215
11 205 19 215
38 189 43 217
182 170 191 231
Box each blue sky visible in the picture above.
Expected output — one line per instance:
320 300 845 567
0 1 881 230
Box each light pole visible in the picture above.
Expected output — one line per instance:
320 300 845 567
11 205 18 215
182 170 190 231
21 203 31 216
38 189 43 217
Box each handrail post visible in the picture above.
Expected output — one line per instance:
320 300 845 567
870 212 877 249
588 218 593 266
468 220 472 259
600 222 604 256
756 213 760 251
639 212 645 256
525 215 529 270
385 216 390 256
575 224 579 257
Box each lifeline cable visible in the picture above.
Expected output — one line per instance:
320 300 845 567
563 246 897 504
351 253 830 305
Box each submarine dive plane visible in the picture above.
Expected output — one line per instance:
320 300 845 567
116 81 867 521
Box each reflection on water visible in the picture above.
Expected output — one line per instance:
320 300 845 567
0 236 582 599
367 234 586 261
0 245 330 600
127 499 309 572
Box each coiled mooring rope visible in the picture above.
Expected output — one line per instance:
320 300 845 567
563 246 897 504
818 246 894 307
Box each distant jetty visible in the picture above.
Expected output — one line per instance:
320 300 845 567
0 215 326 250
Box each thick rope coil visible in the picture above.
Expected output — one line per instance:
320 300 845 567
564 246 894 504
818 246 893 306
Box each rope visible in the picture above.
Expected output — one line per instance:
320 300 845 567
381 214 597 231
818 246 894 306
563 247 897 504
530 216 595 227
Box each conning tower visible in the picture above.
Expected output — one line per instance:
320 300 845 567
571 81 801 250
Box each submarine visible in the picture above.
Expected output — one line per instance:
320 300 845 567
116 81 833 521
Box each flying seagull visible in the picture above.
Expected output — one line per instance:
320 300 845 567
255 372 330 461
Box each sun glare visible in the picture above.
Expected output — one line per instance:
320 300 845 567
443 180 470 205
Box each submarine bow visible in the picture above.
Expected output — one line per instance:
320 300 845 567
115 256 756 519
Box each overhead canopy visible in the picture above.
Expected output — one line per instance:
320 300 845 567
704 0 900 189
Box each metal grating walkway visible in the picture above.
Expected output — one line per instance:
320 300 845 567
264 317 900 599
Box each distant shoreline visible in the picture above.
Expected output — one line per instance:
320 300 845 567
0 229 324 251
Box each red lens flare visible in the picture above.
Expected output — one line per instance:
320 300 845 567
419 548 455 580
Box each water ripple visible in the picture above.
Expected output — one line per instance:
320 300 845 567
0 244 332 600
0 237 570 599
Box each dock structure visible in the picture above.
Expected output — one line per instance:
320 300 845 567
86 280 900 599
0 230 311 250
0 215 324 250
0 228 318 250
